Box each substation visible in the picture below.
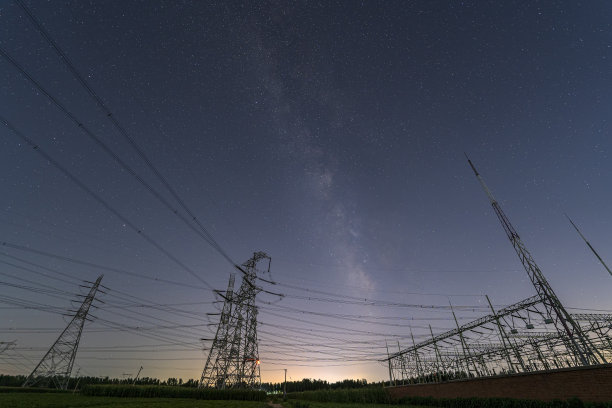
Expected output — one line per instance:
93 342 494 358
383 158 612 401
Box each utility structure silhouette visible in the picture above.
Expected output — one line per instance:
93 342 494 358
385 159 610 384
566 214 612 278
23 275 103 389
199 252 270 389
465 157 602 365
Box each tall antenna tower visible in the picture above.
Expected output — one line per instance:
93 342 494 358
466 156 602 365
200 252 269 389
23 275 103 389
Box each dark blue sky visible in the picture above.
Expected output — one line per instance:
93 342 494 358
1 1 611 382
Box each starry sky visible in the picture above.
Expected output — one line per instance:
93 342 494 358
1 1 611 384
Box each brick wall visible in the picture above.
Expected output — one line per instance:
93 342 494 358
386 364 612 402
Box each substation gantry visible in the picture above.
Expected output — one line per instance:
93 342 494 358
384 158 611 385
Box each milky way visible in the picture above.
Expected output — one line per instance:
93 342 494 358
1 1 611 383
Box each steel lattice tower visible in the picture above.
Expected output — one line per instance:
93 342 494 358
200 252 269 389
23 275 103 389
466 157 604 365
200 273 236 388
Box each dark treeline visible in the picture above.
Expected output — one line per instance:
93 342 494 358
0 374 197 389
1 374 383 392
261 378 386 393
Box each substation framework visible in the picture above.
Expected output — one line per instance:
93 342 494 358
199 252 270 389
385 159 612 384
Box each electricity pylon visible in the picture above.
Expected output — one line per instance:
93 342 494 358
235 252 266 388
200 273 236 388
199 252 269 389
466 156 604 365
23 275 103 389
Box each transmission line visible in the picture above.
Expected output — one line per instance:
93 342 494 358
0 239 210 290
1 250 223 330
12 2 240 269
0 258 220 344
0 115 213 290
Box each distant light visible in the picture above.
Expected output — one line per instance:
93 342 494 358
256 359 260 365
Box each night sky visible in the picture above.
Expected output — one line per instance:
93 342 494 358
1 1 611 384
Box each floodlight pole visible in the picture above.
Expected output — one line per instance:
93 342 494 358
283 368 287 399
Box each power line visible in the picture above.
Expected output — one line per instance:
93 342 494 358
258 291 492 310
0 260 219 344
13 0 239 269
258 301 476 328
0 250 219 319
0 114 213 290
266 268 491 296
0 255 80 287
0 250 227 335
0 240 210 291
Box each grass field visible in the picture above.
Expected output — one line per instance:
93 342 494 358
285 400 424 408
0 393 268 408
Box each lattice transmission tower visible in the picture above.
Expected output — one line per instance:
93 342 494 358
200 252 270 389
23 275 103 389
466 157 603 365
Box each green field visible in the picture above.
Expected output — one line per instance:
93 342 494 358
0 393 268 408
285 401 423 408
0 393 432 408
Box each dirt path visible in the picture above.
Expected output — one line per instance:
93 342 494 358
267 402 285 408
